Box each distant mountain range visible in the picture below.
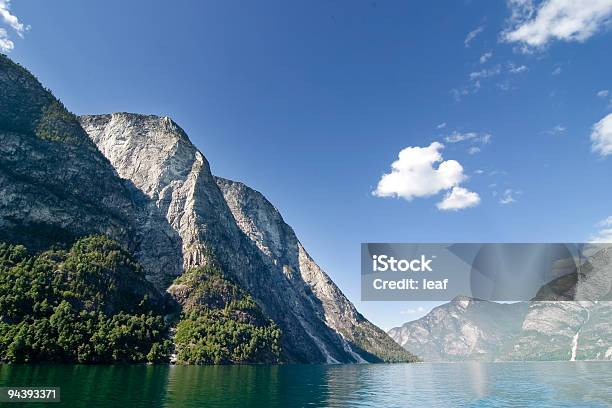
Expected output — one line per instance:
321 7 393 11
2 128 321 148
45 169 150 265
389 245 612 362
389 297 612 361
0 54 416 364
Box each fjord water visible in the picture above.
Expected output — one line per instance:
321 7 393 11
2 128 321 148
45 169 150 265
1 362 611 407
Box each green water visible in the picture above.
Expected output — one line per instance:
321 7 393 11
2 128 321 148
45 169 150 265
1 362 611 407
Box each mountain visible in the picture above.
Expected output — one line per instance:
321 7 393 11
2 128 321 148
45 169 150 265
1 53 414 364
388 297 529 362
389 298 612 362
79 112 415 363
215 177 409 362
0 55 183 288
390 245 612 362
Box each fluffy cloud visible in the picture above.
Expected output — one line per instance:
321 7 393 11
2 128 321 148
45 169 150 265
0 27 12 52
373 142 480 211
590 216 612 242
464 26 484 47
597 89 610 97
590 229 612 242
0 0 27 52
503 0 612 50
437 187 481 211
373 142 465 200
597 216 612 227
591 113 612 156
467 146 481 155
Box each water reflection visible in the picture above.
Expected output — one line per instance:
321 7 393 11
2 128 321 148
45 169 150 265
0 362 611 407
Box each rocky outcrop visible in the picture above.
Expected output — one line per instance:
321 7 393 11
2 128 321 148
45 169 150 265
80 113 416 363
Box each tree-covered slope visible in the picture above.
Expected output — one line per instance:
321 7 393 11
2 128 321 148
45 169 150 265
0 236 174 364
169 265 282 364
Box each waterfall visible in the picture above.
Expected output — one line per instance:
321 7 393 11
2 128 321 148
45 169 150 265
570 307 591 361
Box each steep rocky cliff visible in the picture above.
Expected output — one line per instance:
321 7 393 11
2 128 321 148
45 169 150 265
1 54 410 364
79 113 416 363
0 55 183 287
216 177 411 362
0 55 134 250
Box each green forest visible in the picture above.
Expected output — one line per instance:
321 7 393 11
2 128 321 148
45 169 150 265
0 236 282 364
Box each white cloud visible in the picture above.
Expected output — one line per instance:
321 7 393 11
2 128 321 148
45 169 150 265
597 89 610 98
373 142 480 211
0 27 12 52
499 188 519 204
453 65 503 100
507 0 536 24
437 186 481 211
590 228 612 242
590 216 612 242
469 65 502 81
373 142 465 200
467 146 481 155
464 26 484 47
591 113 612 156
552 66 562 75
508 62 528 74
444 131 491 145
480 51 493 64
437 122 447 129
597 215 612 227
0 0 27 53
503 0 612 50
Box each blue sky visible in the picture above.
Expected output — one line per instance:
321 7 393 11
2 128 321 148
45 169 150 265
3 0 612 330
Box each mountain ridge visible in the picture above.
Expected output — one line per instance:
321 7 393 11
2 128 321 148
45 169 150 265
0 54 415 364
79 111 416 363
389 297 612 362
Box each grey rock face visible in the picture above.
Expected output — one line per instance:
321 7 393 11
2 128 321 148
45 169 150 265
388 297 528 362
216 177 414 363
389 297 612 361
389 246 612 362
0 55 134 252
80 113 414 363
0 56 183 288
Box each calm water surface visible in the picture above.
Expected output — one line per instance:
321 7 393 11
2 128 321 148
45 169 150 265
1 362 611 407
